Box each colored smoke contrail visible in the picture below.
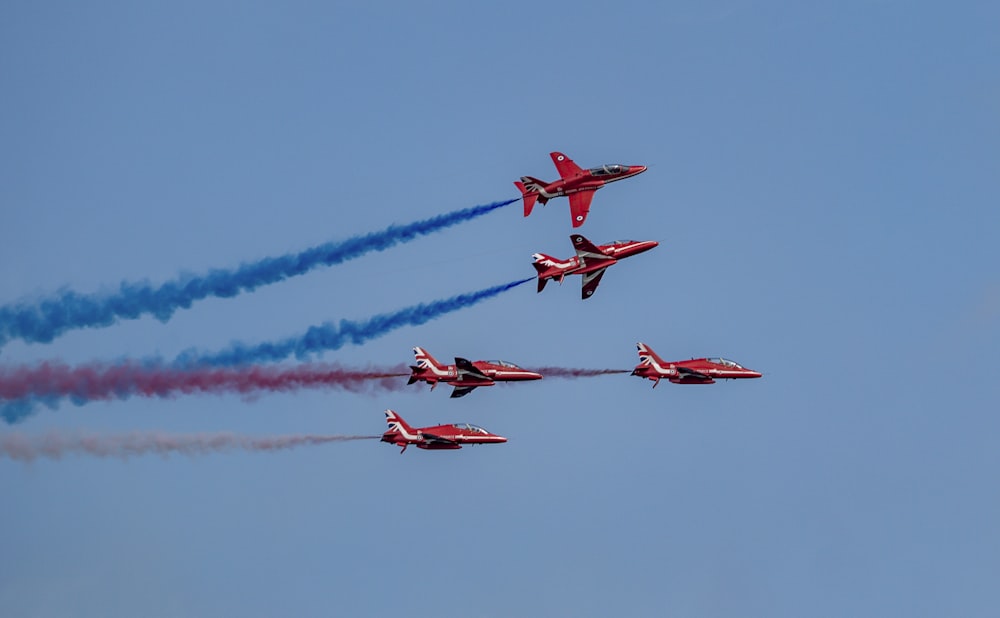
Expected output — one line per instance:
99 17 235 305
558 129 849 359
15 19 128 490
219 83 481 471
0 361 408 407
175 278 534 367
0 431 378 462
0 198 516 347
0 279 530 424
531 367 631 378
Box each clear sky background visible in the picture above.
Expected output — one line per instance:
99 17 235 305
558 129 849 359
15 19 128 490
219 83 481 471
2 1 998 616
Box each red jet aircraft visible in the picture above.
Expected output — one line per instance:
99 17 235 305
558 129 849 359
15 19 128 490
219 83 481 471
631 342 763 387
408 347 543 398
381 409 507 453
515 151 647 227
532 235 658 299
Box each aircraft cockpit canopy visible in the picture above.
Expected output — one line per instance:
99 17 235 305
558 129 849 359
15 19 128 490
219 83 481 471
607 239 637 246
485 360 521 368
589 164 626 176
452 423 490 434
707 357 744 369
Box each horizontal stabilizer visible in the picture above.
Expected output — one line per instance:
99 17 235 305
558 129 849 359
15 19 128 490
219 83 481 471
516 176 549 216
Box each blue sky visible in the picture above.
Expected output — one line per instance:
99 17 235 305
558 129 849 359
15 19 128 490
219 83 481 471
2 1 998 616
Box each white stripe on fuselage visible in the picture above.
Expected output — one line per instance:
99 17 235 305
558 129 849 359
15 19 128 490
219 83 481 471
640 355 675 376
607 241 646 255
387 421 420 442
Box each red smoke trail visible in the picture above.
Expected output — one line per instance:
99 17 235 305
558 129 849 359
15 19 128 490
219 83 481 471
0 431 378 462
531 367 630 378
0 361 410 403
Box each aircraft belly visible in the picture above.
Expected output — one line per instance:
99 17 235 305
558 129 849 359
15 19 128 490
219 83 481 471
447 379 494 387
419 443 462 450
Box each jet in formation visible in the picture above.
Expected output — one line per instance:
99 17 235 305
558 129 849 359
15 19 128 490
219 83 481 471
532 235 658 299
515 151 647 227
630 342 763 386
408 347 543 398
381 409 507 453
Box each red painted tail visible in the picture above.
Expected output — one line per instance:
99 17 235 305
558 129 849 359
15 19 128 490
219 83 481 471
384 409 417 435
412 346 444 372
515 176 548 217
636 342 668 367
514 181 538 217
531 253 563 293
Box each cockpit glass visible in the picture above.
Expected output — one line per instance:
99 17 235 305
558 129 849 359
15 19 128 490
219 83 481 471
588 164 624 176
709 357 743 368
485 360 520 368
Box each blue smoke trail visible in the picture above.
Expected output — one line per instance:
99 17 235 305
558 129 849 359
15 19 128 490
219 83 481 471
1 278 532 424
174 278 534 367
0 198 516 347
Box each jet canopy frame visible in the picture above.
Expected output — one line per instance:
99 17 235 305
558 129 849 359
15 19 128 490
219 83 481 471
483 360 522 368
588 164 626 176
706 357 744 368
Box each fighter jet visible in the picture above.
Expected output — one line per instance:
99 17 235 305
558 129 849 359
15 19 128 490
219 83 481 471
515 151 647 227
381 409 507 453
631 342 763 387
532 235 658 299
408 347 543 398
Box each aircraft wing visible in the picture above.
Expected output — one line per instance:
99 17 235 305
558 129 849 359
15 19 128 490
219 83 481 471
571 234 615 266
450 385 479 399
420 432 459 445
676 366 712 380
454 357 491 382
567 190 597 228
550 152 583 179
581 267 608 299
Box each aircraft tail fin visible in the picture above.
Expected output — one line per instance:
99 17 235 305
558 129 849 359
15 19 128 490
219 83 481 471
514 181 538 217
412 346 444 372
384 409 417 436
531 253 563 293
516 176 549 217
636 342 667 367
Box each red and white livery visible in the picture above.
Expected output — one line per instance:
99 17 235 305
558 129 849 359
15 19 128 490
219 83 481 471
631 342 763 387
408 347 543 398
532 235 658 299
381 409 507 453
515 151 647 227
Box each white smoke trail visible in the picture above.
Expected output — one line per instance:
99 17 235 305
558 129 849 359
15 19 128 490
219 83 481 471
0 431 377 462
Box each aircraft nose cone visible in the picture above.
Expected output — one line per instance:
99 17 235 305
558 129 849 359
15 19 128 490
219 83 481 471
630 240 658 255
632 165 648 175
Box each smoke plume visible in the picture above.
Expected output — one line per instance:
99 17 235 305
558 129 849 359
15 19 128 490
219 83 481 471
175 278 534 367
0 199 515 347
1 431 378 462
